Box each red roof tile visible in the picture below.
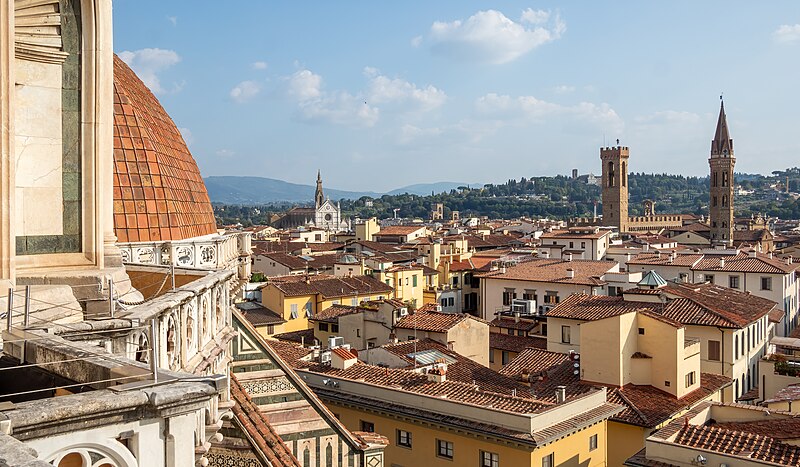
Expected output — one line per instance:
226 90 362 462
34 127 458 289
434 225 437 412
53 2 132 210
490 332 547 353
395 309 485 332
112 55 217 242
673 423 800 465
476 258 615 286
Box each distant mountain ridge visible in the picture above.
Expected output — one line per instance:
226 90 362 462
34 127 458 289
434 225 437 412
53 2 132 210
204 176 474 204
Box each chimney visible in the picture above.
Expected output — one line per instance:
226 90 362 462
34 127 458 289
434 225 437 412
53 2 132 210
566 268 575 279
564 252 573 262
786 257 792 266
427 364 447 383
748 250 757 258
719 258 725 269
555 385 566 403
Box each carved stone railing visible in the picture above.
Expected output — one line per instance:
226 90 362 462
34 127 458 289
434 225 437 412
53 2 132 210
118 232 252 279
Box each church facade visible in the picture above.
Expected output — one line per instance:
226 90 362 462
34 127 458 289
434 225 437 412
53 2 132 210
274 171 350 232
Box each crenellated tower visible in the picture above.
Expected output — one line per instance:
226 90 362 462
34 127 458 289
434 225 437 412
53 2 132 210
601 145 629 232
709 101 735 246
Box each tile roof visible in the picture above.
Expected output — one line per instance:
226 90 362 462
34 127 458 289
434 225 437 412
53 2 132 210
312 304 369 323
490 332 547 353
711 417 800 441
230 374 302 467
373 226 426 236
627 252 703 267
449 256 495 272
547 294 682 327
476 258 616 286
235 301 285 326
624 448 679 467
272 329 317 346
691 251 799 274
351 240 415 253
765 384 800 403
540 228 610 240
662 282 777 328
672 423 800 465
112 55 217 243
490 317 539 332
332 347 357 360
501 350 731 429
378 339 530 396
266 274 393 298
394 309 485 332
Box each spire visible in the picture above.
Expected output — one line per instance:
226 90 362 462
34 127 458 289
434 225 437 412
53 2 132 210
711 99 733 157
315 170 324 208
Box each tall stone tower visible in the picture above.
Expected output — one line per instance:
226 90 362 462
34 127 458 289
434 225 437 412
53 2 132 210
601 145 629 232
315 170 324 209
709 100 735 246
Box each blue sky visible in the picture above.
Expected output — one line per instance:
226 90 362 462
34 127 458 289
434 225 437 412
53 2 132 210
113 2 800 192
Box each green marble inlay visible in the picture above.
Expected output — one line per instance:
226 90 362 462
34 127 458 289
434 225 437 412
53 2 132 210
17 0 82 256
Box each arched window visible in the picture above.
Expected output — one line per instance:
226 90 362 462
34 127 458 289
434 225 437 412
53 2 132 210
722 195 727 207
326 444 334 467
722 172 728 187
608 161 615 187
621 162 627 187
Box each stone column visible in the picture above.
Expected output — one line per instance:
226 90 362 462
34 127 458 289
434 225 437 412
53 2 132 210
0 0 15 288
96 0 121 269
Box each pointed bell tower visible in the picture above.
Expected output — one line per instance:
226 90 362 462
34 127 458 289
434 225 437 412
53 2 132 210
315 170 324 209
709 99 735 246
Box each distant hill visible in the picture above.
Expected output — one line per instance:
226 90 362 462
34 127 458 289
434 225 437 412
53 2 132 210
204 176 475 204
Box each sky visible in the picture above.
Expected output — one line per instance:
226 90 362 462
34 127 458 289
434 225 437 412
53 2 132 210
113 2 800 192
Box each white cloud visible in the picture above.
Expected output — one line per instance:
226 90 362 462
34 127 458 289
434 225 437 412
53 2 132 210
364 67 446 112
288 69 323 100
285 68 444 127
425 9 565 64
215 149 235 158
520 8 550 25
475 92 623 133
553 84 575 94
117 48 181 94
230 80 261 103
773 24 800 43
252 61 268 70
167 16 177 26
411 35 423 47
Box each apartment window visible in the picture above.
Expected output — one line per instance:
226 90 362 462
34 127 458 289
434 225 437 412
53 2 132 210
685 371 696 388
542 453 554 467
518 330 526 336
734 335 739 359
451 276 458 286
267 325 275 334
350 298 357 306
319 323 329 332
360 421 374 433
589 434 598 451
708 340 721 361
441 299 447 307
729 275 740 289
481 451 499 467
761 277 772 291
290 304 298 319
356 328 361 337
405 277 409 286
331 324 339 333
544 292 559 304
569 241 574 248
489 350 494 364
561 325 571 344
705 274 714 284
523 290 537 301
502 289 516 306
507 328 515 335
397 429 412 448
448 297 454 307
581 241 586 249
502 351 510 365
436 440 454 459
305 302 314 318
638 327 645 335
413 275 418 287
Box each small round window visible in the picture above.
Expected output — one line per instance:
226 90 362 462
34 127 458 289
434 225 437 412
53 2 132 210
324 213 332 221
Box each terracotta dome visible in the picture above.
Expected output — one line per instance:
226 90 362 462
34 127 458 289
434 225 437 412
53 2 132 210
112 55 217 243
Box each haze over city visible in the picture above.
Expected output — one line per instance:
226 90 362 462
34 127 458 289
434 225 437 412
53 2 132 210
114 1 800 191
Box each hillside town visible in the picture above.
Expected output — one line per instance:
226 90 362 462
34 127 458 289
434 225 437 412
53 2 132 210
2 2 800 467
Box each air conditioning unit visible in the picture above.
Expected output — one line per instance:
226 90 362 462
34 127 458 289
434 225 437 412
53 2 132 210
320 351 331 363
511 299 537 315
541 305 554 314
328 336 345 349
399 307 408 317
436 304 443 312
